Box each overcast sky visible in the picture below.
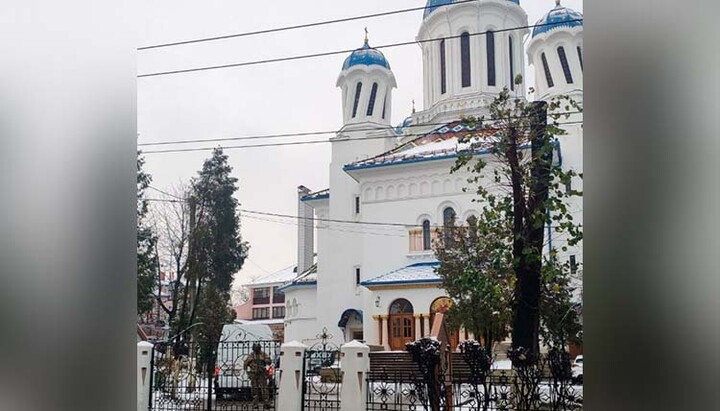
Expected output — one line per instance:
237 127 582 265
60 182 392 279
138 0 583 291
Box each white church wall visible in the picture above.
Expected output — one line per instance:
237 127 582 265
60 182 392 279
282 286 319 344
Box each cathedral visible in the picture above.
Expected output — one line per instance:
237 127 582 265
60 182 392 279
278 0 583 350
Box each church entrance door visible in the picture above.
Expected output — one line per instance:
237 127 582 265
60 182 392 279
388 299 415 350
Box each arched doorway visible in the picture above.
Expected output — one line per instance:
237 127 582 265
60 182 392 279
388 299 415 350
430 297 459 350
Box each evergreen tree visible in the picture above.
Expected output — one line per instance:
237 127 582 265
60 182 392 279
137 151 157 317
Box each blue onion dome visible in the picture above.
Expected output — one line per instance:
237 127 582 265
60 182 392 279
532 1 583 37
423 0 520 19
341 39 391 71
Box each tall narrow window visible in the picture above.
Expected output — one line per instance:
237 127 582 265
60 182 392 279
440 39 447 94
355 267 361 285
541 53 554 88
422 220 431 250
460 32 471 88
381 94 387 119
352 82 363 118
577 46 583 71
508 36 515 91
486 30 496 86
354 196 360 214
366 83 379 116
443 207 456 244
570 255 578 274
558 46 573 84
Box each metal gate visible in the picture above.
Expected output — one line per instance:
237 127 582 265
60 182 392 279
150 338 280 411
301 328 342 411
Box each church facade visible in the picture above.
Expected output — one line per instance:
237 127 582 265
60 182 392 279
279 0 583 350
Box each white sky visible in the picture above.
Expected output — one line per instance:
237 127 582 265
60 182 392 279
138 0 583 290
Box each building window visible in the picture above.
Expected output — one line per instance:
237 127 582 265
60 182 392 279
381 93 387 119
354 195 360 214
486 30 496 86
443 207 456 244
355 266 361 285
460 32 471 88
422 220 431 250
352 82 363 118
252 307 270 320
570 255 578 274
508 36 515 91
558 46 573 84
367 83 379 116
440 39 447 94
541 52 554 88
272 306 285 319
272 286 284 304
577 46 583 71
565 179 572 194
253 287 270 305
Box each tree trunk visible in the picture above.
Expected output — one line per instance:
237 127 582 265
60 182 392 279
511 102 549 362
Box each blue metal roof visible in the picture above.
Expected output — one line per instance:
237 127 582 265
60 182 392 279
360 261 442 287
423 0 520 19
342 40 391 71
532 4 583 37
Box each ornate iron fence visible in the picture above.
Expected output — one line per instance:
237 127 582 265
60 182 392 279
150 338 280 411
301 328 342 411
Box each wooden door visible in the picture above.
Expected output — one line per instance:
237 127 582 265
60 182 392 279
389 314 415 350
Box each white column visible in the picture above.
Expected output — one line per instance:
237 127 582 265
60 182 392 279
380 315 390 350
137 342 153 411
277 341 307 411
414 314 422 340
423 315 431 337
340 340 370 411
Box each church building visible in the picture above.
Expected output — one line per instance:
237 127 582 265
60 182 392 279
279 0 583 350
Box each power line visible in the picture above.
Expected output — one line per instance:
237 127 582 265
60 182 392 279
138 0 483 51
137 19 582 78
140 120 584 154
138 111 582 147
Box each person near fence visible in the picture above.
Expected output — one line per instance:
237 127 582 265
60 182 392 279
244 343 271 406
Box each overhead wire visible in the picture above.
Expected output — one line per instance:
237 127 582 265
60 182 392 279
138 111 582 147
140 120 583 154
138 0 484 51
137 19 582 78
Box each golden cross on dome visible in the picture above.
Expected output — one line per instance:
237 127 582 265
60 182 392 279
556 0 561 6
412 99 416 114
364 27 369 43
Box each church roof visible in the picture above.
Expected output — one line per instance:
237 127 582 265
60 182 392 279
251 264 298 286
278 263 318 292
532 2 583 38
301 188 329 202
423 0 520 19
341 40 391 71
344 120 501 171
360 261 442 287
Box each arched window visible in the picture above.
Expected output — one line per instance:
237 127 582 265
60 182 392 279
557 46 573 84
352 82 363 118
422 220 431 250
389 298 415 350
381 93 387 119
366 83 379 116
440 39 447 94
541 53 554 88
460 32 471 88
508 36 515 91
486 30 496 86
443 207 456 244
577 46 583 71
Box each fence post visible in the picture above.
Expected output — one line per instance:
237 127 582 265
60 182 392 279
137 341 153 411
340 340 370 411
278 340 307 411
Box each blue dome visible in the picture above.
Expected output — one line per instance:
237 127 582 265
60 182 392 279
423 0 520 19
532 3 583 37
342 40 391 71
